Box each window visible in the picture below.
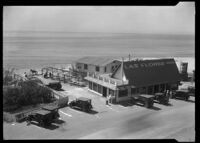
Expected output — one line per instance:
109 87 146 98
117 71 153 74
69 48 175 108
89 82 92 89
104 67 107 72
93 83 98 92
84 64 88 70
111 66 115 72
131 88 137 95
96 66 100 72
118 89 128 97
98 85 102 94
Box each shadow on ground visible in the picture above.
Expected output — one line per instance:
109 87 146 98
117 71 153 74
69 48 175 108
133 103 161 111
187 99 195 103
172 98 195 103
69 107 98 115
54 119 66 124
57 88 65 91
117 101 135 107
153 101 173 106
28 122 60 130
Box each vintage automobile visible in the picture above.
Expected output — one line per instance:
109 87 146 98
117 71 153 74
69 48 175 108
29 76 62 90
69 97 93 112
131 94 154 108
188 86 195 97
154 92 170 105
26 107 60 127
47 81 62 90
172 89 190 101
42 105 60 119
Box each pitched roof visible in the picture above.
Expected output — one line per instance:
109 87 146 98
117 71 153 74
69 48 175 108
75 56 115 66
115 58 181 87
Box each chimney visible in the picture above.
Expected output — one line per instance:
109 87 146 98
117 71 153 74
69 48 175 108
128 54 131 61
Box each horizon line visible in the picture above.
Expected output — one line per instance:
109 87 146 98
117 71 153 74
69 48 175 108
3 30 194 36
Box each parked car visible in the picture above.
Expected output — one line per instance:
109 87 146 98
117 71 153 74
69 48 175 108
47 81 62 90
172 89 190 101
26 108 60 127
154 92 170 105
188 86 195 97
69 97 93 112
131 94 154 108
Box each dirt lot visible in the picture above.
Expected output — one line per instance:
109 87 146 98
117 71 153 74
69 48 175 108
3 84 195 141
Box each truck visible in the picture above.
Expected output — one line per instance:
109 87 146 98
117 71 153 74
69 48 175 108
131 94 154 108
69 97 93 113
26 105 60 127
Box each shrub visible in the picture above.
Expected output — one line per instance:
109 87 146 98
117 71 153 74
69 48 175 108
3 80 54 112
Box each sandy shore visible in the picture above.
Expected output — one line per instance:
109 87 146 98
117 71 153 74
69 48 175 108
5 57 195 76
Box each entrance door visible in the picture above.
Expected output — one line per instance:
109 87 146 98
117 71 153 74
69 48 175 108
103 86 107 97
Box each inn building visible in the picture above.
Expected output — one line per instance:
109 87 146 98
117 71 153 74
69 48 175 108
84 58 181 103
74 56 121 75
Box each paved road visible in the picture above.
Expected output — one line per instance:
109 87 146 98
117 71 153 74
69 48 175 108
3 87 195 141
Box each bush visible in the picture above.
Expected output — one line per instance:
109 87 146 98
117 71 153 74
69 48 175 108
3 68 15 85
3 80 54 112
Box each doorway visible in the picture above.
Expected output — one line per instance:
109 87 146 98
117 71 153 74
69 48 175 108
103 86 107 97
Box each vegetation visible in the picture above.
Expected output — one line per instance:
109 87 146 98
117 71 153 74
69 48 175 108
3 68 54 113
3 68 15 85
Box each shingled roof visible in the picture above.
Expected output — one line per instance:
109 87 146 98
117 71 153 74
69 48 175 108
75 56 115 66
113 58 181 87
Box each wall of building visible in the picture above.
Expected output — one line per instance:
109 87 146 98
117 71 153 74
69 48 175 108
76 60 121 74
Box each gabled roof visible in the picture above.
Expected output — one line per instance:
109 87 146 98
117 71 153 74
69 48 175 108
113 58 181 87
75 56 115 66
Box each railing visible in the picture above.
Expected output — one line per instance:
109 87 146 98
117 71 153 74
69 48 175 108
87 72 127 86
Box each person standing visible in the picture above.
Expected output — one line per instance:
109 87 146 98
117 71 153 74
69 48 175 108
106 95 109 105
109 94 112 104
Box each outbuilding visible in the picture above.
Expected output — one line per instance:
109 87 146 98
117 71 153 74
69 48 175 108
74 56 121 75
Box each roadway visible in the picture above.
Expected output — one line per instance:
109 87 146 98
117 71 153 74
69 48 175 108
3 85 195 141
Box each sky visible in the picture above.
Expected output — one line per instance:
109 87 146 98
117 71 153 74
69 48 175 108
3 2 195 35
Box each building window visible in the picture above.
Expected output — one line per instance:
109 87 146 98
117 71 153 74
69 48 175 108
96 66 100 72
147 86 153 94
139 87 146 94
111 66 115 72
131 88 137 95
118 89 128 97
93 83 98 92
97 84 102 94
104 67 107 72
89 82 92 89
84 64 88 70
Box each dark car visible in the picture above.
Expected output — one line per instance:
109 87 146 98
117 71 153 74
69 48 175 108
69 97 93 112
172 89 190 101
26 108 60 127
47 81 62 90
154 92 170 105
42 105 60 119
131 94 154 108
188 86 195 97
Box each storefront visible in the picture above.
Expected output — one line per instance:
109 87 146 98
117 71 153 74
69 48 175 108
85 58 181 103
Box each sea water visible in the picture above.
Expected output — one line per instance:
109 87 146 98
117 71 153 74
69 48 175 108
3 31 195 72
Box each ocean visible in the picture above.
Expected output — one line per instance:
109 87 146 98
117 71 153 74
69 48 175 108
3 31 195 72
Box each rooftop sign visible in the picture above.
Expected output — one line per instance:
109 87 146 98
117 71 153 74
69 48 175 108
124 60 175 69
